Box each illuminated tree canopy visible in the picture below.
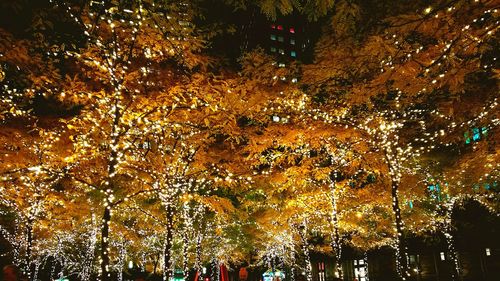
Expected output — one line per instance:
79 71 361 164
0 1 498 281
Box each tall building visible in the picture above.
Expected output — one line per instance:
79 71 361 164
266 15 316 63
200 1 322 64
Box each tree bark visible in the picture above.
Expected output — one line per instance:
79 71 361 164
153 253 159 275
383 149 408 279
329 182 342 278
298 221 312 281
443 202 461 281
100 206 111 281
391 180 408 278
444 228 460 281
25 218 33 280
100 97 120 281
195 233 203 281
164 204 174 281
182 231 189 277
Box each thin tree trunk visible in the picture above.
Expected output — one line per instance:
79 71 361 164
391 180 408 278
117 242 126 281
196 233 203 281
182 231 189 277
100 206 111 281
164 204 174 281
82 224 98 281
298 221 312 281
25 218 33 280
444 228 460 281
101 99 120 281
329 181 342 278
383 149 408 279
153 253 159 275
443 201 461 281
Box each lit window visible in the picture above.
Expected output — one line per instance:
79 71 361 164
290 51 296 57
428 183 441 201
466 127 488 144
270 47 276 52
270 34 276 40
353 259 368 281
407 200 414 209
277 25 283 30
464 131 471 144
290 39 295 45
473 128 481 141
440 252 446 261
289 27 295 33
481 127 488 136
278 36 284 42
486 248 491 256
318 262 325 281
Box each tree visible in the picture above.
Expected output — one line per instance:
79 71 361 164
0 126 82 279
297 0 499 277
0 0 498 278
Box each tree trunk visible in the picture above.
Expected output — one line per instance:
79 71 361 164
383 148 408 279
82 225 98 281
100 206 111 281
444 229 460 281
25 218 33 280
153 253 159 275
164 204 174 281
195 233 203 281
298 221 312 281
215 259 220 281
182 231 189 277
330 182 342 278
444 202 461 281
391 181 408 278
101 103 120 281
117 242 126 281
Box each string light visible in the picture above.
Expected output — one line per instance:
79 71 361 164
0 1 498 280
